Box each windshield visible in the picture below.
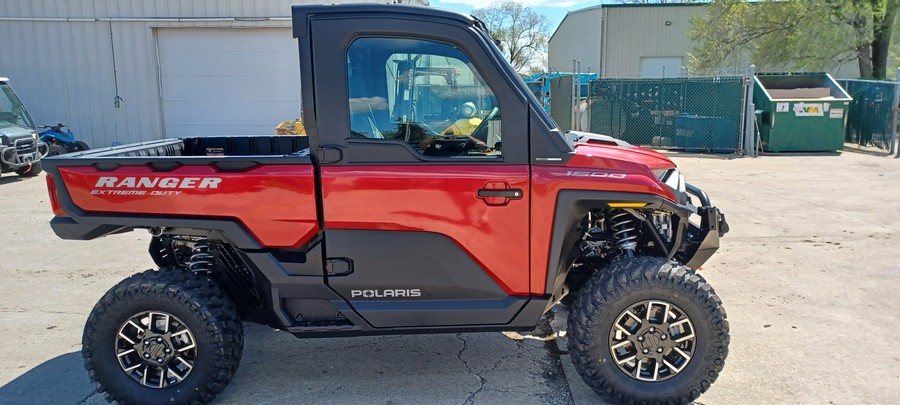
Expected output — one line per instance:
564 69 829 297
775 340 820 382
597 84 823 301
0 83 36 130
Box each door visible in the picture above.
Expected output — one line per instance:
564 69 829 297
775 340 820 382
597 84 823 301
309 18 532 328
157 28 300 137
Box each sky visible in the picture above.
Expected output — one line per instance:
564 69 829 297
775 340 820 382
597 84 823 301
429 0 617 33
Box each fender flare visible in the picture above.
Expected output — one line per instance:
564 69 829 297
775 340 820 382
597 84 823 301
544 190 693 296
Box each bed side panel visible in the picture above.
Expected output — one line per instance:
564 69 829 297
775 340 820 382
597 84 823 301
57 164 319 248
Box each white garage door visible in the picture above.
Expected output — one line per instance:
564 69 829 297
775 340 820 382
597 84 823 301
158 28 300 137
640 57 684 78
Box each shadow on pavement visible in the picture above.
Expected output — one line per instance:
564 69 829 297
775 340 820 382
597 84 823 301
0 351 96 405
0 322 571 405
0 176 27 186
215 323 571 405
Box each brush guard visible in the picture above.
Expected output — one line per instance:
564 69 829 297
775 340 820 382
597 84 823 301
0 138 48 168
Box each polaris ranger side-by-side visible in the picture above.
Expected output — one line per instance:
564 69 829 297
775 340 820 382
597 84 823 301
42 5 729 404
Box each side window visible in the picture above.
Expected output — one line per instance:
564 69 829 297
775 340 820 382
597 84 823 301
347 37 502 158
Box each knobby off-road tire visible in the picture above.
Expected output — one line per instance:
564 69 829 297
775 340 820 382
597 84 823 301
83 270 244 405
567 257 729 404
48 144 66 156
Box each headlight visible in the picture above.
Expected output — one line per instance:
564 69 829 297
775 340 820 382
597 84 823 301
661 169 686 194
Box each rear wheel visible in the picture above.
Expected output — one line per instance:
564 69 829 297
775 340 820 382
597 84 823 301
83 270 243 405
74 140 90 151
567 256 729 404
16 161 42 177
48 144 66 156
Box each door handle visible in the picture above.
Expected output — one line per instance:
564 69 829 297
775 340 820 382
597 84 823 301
477 182 523 207
477 189 523 199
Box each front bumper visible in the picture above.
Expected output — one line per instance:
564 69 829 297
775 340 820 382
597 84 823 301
0 138 47 168
679 183 729 269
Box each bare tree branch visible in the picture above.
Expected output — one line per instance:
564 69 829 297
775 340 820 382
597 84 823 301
472 1 550 72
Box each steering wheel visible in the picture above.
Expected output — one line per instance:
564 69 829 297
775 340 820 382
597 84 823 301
470 106 499 142
428 135 474 155
417 122 442 137
0 112 16 122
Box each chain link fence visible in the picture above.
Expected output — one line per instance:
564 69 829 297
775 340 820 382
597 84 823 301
838 79 899 153
586 76 746 153
538 71 900 156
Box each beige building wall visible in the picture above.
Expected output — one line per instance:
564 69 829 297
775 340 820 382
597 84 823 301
0 0 427 147
550 4 861 80
548 6 603 74
601 5 702 78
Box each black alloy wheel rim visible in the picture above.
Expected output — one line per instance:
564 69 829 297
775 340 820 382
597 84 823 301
115 311 198 388
608 300 696 382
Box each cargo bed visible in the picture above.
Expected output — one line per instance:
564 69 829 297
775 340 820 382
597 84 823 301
57 135 309 159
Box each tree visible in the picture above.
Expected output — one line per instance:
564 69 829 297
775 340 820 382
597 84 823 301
472 1 550 72
689 0 899 79
891 28 900 76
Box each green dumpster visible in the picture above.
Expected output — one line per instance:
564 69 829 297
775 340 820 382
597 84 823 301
753 73 852 152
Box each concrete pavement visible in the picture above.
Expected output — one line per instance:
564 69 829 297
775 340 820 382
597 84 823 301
2 151 899 404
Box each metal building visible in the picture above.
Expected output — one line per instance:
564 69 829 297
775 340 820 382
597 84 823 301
549 3 860 80
0 0 428 147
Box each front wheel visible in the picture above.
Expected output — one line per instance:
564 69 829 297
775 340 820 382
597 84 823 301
567 257 729 404
83 270 243 405
16 161 42 177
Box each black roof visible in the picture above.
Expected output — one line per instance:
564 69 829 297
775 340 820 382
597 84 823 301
292 4 476 38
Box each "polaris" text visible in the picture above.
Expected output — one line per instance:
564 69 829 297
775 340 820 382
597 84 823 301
350 289 422 298
94 176 222 189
